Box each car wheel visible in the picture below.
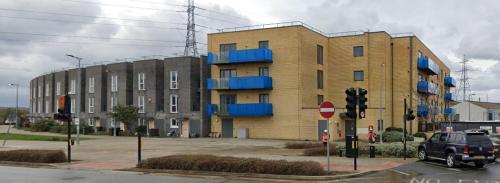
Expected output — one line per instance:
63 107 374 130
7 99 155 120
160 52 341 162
475 161 485 168
446 153 456 168
418 148 427 161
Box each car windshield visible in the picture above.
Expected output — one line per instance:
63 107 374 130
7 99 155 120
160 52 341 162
467 133 491 144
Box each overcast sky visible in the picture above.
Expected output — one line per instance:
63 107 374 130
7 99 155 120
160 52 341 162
1 0 499 107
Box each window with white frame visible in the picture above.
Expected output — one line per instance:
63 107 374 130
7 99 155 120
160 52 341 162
111 75 118 92
70 80 76 94
32 87 35 99
110 94 118 111
56 82 61 96
137 118 146 126
88 97 95 113
138 95 145 113
170 94 178 113
45 100 49 113
38 101 41 113
170 71 178 89
88 118 95 126
38 85 42 97
45 84 49 97
138 73 145 90
170 118 179 128
71 98 76 114
88 77 95 93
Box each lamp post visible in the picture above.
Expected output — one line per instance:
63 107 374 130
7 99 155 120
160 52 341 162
379 63 385 143
468 93 476 121
66 54 82 145
3 83 19 147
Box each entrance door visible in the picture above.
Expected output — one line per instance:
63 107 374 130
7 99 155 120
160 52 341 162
221 119 233 138
318 120 327 141
181 120 189 138
345 120 355 137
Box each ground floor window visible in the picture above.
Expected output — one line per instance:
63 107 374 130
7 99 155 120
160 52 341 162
88 118 95 126
170 118 179 128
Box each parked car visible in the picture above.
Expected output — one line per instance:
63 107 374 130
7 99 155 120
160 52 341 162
418 130 495 168
490 133 500 160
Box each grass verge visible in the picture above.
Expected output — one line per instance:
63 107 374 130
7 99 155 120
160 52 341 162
138 154 326 176
0 149 67 163
0 133 90 141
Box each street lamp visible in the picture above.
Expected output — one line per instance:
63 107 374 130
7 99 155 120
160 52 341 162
66 54 82 145
3 83 19 147
468 93 476 121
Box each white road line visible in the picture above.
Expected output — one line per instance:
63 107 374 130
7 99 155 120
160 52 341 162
390 169 411 176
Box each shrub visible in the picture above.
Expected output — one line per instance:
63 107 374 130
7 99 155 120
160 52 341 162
49 125 63 133
414 132 427 140
285 142 323 149
0 149 67 163
303 145 337 156
385 127 403 132
32 119 57 132
377 142 417 158
138 155 326 176
382 131 414 142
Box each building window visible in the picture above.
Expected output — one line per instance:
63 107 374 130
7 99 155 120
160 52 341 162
259 94 269 104
70 80 76 94
45 100 49 113
110 94 118 111
38 85 42 97
138 73 145 90
317 70 323 89
38 101 41 113
111 75 118 92
88 77 95 93
317 95 324 105
259 67 269 77
137 118 146 127
354 71 364 81
170 71 178 89
220 69 237 78
88 98 95 113
170 94 178 113
418 50 422 58
88 118 95 127
488 113 493 121
317 45 323 64
71 98 76 114
220 43 236 61
32 87 35 99
138 95 145 113
56 82 61 96
353 46 364 57
45 84 49 97
170 118 179 128
258 40 269 49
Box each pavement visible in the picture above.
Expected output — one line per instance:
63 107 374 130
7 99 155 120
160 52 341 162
0 125 414 175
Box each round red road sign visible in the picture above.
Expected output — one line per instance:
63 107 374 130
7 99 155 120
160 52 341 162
319 101 335 118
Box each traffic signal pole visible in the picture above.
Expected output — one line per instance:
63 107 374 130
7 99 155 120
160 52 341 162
403 98 407 160
68 120 71 162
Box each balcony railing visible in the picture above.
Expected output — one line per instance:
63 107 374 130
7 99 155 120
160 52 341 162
418 104 429 117
444 108 456 115
418 57 439 75
444 92 455 101
208 103 273 117
417 81 439 95
207 76 272 90
207 48 273 65
444 76 456 87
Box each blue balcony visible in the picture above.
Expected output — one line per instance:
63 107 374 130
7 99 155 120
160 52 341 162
444 108 456 115
444 92 455 101
418 104 429 117
418 57 440 75
207 48 273 65
418 81 439 95
207 104 216 117
207 76 272 90
208 103 273 117
444 76 456 87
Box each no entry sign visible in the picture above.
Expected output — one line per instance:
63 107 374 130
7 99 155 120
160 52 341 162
319 101 335 118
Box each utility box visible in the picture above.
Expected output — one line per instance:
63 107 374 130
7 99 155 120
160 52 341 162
237 128 249 139
345 135 354 158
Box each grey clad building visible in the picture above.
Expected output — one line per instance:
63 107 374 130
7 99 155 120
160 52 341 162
29 56 210 137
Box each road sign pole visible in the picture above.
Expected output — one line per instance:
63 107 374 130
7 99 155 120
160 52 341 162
319 101 335 175
326 118 330 174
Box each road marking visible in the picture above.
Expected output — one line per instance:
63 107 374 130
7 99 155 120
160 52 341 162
390 169 410 176
331 176 386 182
446 168 461 172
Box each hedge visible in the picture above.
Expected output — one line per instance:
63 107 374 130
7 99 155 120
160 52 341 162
382 131 414 142
303 142 418 158
0 149 67 163
138 155 326 176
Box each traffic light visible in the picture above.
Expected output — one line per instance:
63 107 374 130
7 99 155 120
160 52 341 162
406 108 416 121
54 95 72 122
358 88 368 119
345 88 357 119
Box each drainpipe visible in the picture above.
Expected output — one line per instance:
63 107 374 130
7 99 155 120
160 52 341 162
408 37 414 134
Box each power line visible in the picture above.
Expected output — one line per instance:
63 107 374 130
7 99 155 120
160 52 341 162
0 38 186 48
195 13 245 26
0 8 186 25
0 31 207 45
118 0 185 7
61 0 183 12
0 15 187 31
195 6 249 22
